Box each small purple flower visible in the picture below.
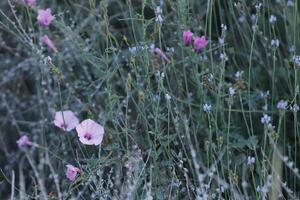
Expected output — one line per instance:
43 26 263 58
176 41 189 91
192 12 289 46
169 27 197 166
276 100 288 110
16 135 33 148
37 8 55 26
182 30 194 46
261 114 271 125
193 36 208 53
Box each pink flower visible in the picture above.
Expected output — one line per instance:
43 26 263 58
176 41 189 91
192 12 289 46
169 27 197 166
16 135 33 148
76 119 104 145
182 30 194 46
154 48 170 63
193 36 208 53
42 35 57 52
37 8 55 26
25 0 36 7
66 164 80 181
54 111 79 132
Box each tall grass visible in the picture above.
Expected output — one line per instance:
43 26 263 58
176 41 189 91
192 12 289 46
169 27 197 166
0 0 299 199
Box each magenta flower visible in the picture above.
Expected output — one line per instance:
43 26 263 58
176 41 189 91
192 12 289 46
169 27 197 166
42 35 57 52
193 36 208 53
182 30 194 46
154 48 170 63
66 164 80 181
76 119 104 145
37 8 55 26
25 0 36 7
16 135 33 148
54 111 79 132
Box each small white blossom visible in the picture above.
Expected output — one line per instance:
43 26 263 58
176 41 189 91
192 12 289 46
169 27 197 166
262 104 268 111
291 104 299 112
293 55 300 67
156 6 162 14
203 103 212 113
271 39 279 47
129 46 137 54
165 93 171 101
251 14 257 23
156 15 163 24
228 87 235 96
220 53 228 61
234 71 243 79
255 3 262 10
261 114 271 125
260 90 270 98
269 15 277 24
221 24 227 32
218 37 225 45
276 100 288 110
247 156 255 165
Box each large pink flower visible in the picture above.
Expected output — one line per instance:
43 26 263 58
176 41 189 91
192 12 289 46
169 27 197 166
182 30 194 46
76 119 104 145
37 8 55 26
54 111 79 132
193 36 208 53
16 135 33 148
42 35 57 52
66 164 80 181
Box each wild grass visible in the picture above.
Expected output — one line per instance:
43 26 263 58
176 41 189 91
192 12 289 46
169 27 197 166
0 0 300 199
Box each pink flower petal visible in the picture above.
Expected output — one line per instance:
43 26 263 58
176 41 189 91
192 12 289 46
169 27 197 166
54 110 79 132
76 119 104 145
66 164 80 181
37 8 55 26
16 135 33 148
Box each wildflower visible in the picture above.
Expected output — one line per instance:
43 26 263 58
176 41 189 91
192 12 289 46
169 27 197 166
165 93 171 101
228 87 235 96
25 0 36 7
218 37 225 45
156 6 162 14
154 48 170 63
221 24 227 32
292 55 300 67
129 46 137 54
203 103 212 113
156 15 163 24
66 164 80 181
193 36 208 53
276 100 288 110
261 114 271 125
37 8 55 26
16 135 33 148
251 14 257 23
182 30 194 46
54 110 79 132
42 35 57 52
287 0 294 7
271 39 279 48
291 104 299 112
76 119 105 145
269 15 277 24
247 156 255 165
220 53 228 61
260 90 270 99
234 71 243 79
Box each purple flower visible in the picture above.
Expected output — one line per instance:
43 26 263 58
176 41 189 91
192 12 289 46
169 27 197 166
66 164 80 181
25 0 36 7
37 8 55 26
16 135 33 148
54 111 79 132
193 36 208 53
182 30 194 46
153 48 170 63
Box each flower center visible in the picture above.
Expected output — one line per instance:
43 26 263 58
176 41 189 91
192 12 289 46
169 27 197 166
84 133 92 140
60 123 67 129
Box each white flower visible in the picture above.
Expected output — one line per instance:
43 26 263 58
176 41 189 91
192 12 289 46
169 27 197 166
203 103 212 113
156 15 163 24
228 87 235 96
262 104 268 111
156 6 162 14
291 104 299 112
219 37 225 45
165 93 171 101
251 14 257 23
221 24 227 32
234 71 243 79
261 114 271 125
271 39 279 47
276 100 288 110
293 55 300 67
129 46 137 54
220 53 228 61
247 156 255 165
269 15 277 24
